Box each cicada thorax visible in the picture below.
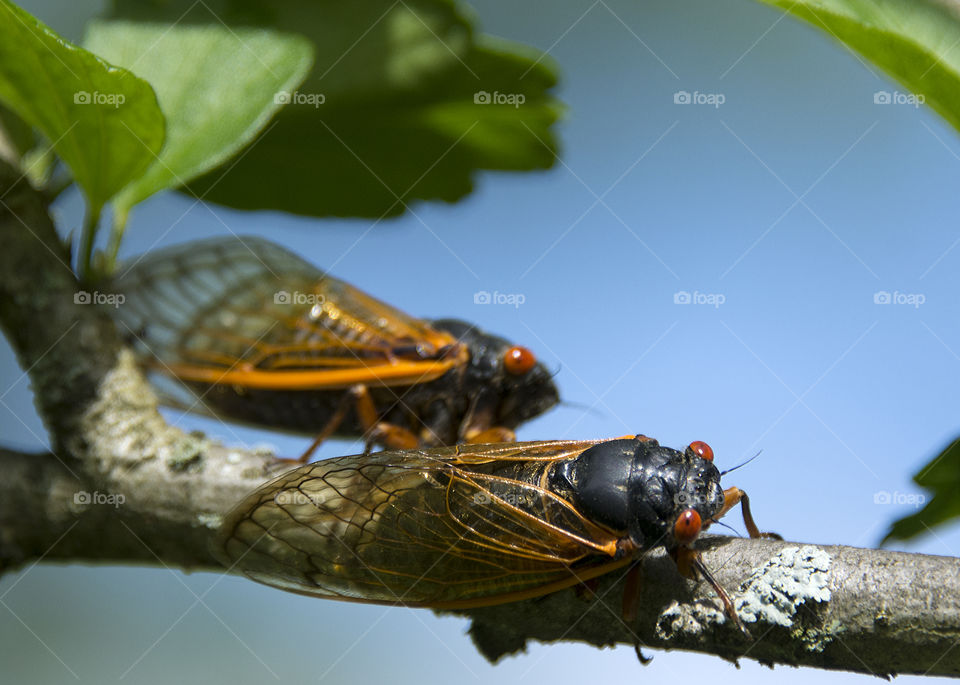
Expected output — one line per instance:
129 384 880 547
109 237 558 449
552 437 727 550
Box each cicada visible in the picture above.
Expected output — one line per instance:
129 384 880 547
215 435 775 632
109 237 558 450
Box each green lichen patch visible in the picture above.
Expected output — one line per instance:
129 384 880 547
737 545 831 628
657 598 727 639
166 441 205 473
657 545 832 646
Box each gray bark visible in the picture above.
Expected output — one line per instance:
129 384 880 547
0 160 958 678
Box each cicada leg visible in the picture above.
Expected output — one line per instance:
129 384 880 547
621 562 643 623
573 577 600 601
617 557 653 664
295 384 420 462
463 426 516 443
458 392 518 444
668 488 779 637
717 487 782 540
670 547 750 637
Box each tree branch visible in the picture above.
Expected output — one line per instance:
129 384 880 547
0 158 284 572
0 161 957 678
459 538 960 678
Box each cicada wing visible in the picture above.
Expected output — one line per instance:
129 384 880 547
109 237 459 388
111 237 315 364
217 441 626 607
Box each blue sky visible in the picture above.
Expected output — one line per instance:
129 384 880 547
2 0 959 683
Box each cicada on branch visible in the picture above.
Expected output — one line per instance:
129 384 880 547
109 237 558 451
216 435 778 634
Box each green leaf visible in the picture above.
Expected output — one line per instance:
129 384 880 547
110 0 561 218
110 0 473 103
757 0 960 135
882 437 960 543
186 36 561 218
0 0 164 210
84 21 314 213
0 104 34 162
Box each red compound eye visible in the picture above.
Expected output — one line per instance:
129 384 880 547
688 441 714 462
673 509 702 545
504 346 536 375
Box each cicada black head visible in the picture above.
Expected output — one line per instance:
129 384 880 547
429 318 559 429
562 436 725 552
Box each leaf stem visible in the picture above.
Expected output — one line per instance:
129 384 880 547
105 206 129 274
77 202 102 283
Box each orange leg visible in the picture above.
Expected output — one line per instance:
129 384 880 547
573 577 600 602
621 563 643 623
362 422 419 454
669 487 779 636
671 547 749 637
463 426 516 444
690 551 750 637
671 546 697 579
717 487 782 540
459 402 517 444
618 560 651 664
294 385 420 463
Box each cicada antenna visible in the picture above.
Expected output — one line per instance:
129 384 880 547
558 399 604 418
720 450 763 477
707 518 740 536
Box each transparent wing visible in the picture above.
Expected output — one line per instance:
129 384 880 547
216 440 629 607
109 237 460 389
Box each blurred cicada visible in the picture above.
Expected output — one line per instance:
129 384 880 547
110 237 558 450
216 435 776 633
